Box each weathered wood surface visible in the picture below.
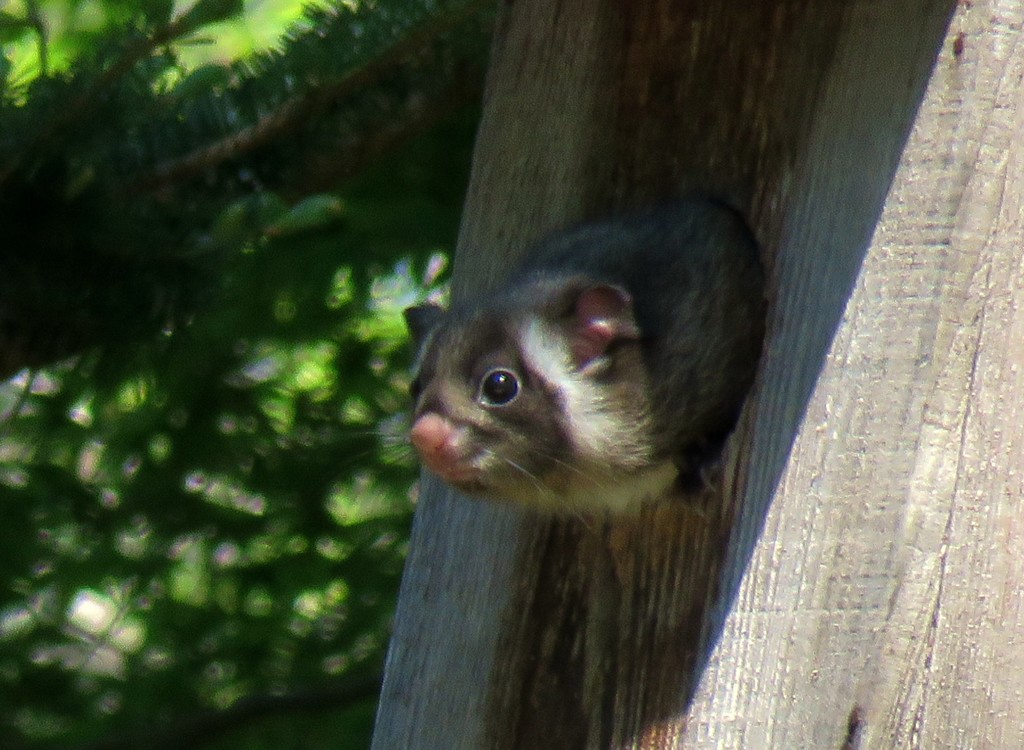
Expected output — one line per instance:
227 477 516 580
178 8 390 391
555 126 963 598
366 0 1015 747
689 2 1024 747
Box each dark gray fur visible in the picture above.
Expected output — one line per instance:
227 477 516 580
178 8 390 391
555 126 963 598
406 197 766 511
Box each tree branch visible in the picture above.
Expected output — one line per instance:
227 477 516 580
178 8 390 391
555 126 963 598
65 673 382 750
135 0 490 194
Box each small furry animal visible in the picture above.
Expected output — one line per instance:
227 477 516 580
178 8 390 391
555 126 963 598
405 197 766 514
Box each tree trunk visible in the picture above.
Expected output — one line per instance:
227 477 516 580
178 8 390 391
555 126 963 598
369 0 1002 747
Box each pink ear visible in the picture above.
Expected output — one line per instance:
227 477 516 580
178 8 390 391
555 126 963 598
570 285 640 367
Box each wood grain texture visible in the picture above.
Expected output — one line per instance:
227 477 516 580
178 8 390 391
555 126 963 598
687 1 1024 747
372 1 963 748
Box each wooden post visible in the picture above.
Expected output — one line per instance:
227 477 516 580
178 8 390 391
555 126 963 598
370 0 994 747
689 1 1024 747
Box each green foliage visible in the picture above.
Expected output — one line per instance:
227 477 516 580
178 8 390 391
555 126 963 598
0 1 486 748
0 0 490 374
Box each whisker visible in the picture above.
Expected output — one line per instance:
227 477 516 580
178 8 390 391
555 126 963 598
549 456 589 479
483 450 550 499
550 457 616 491
331 445 416 473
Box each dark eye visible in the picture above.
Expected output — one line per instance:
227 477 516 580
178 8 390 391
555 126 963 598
479 369 519 406
409 376 422 402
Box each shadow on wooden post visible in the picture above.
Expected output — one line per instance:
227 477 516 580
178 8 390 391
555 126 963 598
373 1 957 748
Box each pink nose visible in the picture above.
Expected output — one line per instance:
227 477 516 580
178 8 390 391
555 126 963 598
410 413 472 480
410 413 452 453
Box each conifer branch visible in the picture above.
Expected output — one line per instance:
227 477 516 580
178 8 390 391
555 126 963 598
137 0 490 193
0 0 491 376
0 0 242 188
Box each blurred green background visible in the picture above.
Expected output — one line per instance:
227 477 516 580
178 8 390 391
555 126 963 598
0 1 487 747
